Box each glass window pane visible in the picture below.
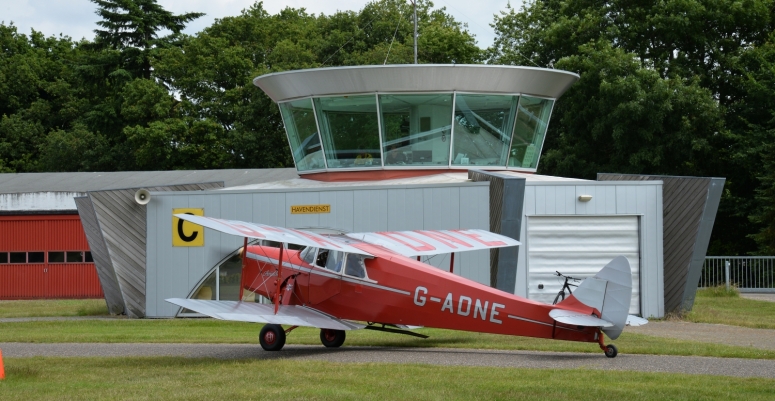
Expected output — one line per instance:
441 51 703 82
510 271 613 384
218 254 243 301
315 249 329 268
85 252 94 263
451 94 517 167
66 251 83 263
193 270 217 300
380 94 453 166
300 247 317 265
28 252 44 263
49 252 65 263
0 253 7 264
509 96 554 169
314 95 381 169
344 254 367 278
279 98 325 171
10 252 26 263
325 250 344 273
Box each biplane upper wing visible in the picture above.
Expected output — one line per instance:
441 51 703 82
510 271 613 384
174 214 372 256
344 229 520 257
166 298 364 331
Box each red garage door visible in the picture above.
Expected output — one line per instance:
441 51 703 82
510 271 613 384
0 215 103 299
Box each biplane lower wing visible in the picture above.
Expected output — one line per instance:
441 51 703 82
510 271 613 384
166 298 364 331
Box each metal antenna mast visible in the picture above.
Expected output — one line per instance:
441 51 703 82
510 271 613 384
412 0 417 64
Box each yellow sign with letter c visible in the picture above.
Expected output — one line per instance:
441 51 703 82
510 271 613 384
172 208 204 247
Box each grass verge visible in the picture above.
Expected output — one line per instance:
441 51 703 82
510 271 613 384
0 299 108 318
1 319 774 360
681 288 775 329
0 357 772 400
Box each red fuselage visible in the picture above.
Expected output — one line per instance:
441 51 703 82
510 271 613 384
242 244 599 343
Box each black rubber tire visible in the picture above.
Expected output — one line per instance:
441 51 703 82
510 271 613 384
259 324 286 351
320 328 346 348
605 344 618 358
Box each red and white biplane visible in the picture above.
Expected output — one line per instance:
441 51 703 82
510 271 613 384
168 214 647 358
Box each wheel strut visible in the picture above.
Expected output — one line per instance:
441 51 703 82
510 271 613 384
598 329 618 358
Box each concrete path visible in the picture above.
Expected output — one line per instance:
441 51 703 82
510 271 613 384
741 293 775 302
628 321 775 350
1 342 774 379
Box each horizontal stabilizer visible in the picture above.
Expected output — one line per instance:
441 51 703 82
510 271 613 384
626 315 649 327
549 309 614 327
166 298 364 331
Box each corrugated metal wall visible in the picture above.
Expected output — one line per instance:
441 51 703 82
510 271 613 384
526 215 641 314
146 182 491 317
515 181 664 318
0 215 103 299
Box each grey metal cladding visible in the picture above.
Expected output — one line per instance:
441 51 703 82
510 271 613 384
0 168 297 194
89 182 224 317
253 65 580 102
469 171 526 293
598 174 725 313
75 196 125 315
681 177 725 311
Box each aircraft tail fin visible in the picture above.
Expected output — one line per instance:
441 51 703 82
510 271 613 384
556 256 641 340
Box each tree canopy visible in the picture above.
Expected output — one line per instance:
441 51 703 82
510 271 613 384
1 0 775 255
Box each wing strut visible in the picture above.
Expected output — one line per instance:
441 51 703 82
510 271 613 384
239 237 248 301
273 243 285 314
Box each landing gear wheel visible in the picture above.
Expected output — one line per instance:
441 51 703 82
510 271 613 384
320 329 346 348
259 324 286 351
604 344 618 358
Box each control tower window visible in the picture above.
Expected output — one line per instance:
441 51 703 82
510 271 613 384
279 98 325 172
314 95 381 169
451 94 518 167
380 93 453 167
508 96 554 169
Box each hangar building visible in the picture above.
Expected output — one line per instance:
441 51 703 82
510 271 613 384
2 65 723 318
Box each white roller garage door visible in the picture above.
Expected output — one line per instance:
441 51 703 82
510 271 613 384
527 215 641 315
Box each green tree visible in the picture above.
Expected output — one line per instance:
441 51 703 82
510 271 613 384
0 24 84 172
489 0 775 255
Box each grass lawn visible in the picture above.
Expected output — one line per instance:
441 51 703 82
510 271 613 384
1 319 774 360
0 357 773 400
0 299 107 318
682 287 775 329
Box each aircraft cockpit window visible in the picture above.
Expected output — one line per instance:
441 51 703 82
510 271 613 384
344 253 367 279
300 247 317 265
325 250 344 273
315 249 329 268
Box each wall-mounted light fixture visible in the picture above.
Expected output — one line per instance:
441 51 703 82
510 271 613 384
578 194 593 202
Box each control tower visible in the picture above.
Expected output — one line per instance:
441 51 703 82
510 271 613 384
253 65 578 181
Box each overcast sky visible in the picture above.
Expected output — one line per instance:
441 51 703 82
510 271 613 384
2 0 521 49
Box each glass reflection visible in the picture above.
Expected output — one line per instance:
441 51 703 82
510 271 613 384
279 99 325 171
218 254 242 301
509 96 554 169
451 94 517 167
193 270 216 300
314 95 381 168
380 94 453 166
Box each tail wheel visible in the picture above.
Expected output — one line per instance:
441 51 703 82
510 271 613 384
259 324 286 351
604 344 618 358
320 329 346 348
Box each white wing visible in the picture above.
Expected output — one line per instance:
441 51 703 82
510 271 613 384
166 298 364 331
174 214 372 256
345 229 520 257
